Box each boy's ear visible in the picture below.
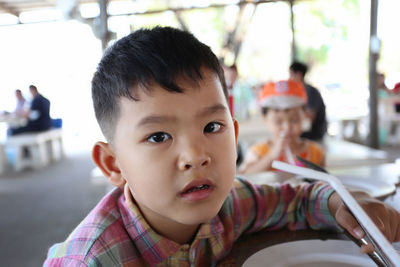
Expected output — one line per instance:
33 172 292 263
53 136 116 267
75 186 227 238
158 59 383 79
92 141 126 187
233 118 239 146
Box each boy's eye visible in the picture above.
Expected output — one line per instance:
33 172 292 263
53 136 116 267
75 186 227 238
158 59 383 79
204 122 222 133
147 132 171 143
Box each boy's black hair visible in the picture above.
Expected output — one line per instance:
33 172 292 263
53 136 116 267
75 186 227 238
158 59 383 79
92 26 228 142
289 61 308 78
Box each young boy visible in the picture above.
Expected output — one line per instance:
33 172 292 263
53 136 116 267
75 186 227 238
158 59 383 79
44 27 400 266
238 80 325 174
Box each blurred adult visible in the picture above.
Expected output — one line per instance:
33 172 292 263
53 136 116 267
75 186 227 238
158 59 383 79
9 85 52 136
377 73 389 90
289 62 327 141
392 82 400 94
223 64 237 116
223 64 244 165
14 89 27 116
392 83 400 113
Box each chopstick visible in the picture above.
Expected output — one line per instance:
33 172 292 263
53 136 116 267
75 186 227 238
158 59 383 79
295 156 390 266
272 160 400 266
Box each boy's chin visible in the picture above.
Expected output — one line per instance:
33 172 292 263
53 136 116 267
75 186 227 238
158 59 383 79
177 204 223 225
176 215 216 227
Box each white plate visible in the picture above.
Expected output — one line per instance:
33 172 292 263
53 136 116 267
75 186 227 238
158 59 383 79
338 176 396 198
243 239 375 267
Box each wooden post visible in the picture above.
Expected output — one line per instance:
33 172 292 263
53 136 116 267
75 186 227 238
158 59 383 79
99 0 109 52
289 0 296 62
368 0 379 148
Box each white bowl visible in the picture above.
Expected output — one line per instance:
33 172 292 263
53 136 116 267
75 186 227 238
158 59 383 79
243 239 375 267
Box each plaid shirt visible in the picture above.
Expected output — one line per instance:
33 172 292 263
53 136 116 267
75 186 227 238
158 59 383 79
44 178 338 266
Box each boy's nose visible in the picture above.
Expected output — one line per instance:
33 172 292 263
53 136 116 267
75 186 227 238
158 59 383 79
177 144 211 171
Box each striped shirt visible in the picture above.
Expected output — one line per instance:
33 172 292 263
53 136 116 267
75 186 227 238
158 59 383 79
44 178 339 266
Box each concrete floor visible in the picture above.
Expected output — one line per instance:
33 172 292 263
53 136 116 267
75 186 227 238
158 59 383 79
0 151 107 267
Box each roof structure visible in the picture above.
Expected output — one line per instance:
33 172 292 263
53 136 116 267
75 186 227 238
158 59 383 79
0 0 295 21
0 0 91 17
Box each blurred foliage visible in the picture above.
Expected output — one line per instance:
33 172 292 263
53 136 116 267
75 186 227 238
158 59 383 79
181 8 226 54
297 44 329 66
295 0 361 66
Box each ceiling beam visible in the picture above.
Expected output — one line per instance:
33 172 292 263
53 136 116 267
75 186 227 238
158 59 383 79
173 10 189 32
0 1 20 17
111 0 292 17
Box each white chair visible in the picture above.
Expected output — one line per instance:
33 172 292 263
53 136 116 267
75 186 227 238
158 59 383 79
0 144 8 174
5 129 64 171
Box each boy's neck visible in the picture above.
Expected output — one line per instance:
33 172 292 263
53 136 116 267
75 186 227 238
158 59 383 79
148 217 200 245
127 187 200 244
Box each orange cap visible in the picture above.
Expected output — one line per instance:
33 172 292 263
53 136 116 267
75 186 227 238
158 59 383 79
259 80 307 109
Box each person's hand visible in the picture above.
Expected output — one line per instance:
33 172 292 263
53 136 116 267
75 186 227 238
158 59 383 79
268 130 290 161
329 191 400 253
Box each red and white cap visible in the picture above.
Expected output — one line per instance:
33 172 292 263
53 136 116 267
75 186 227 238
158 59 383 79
259 80 307 109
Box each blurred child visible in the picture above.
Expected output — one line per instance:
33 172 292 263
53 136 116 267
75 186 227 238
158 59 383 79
239 80 324 174
44 27 400 266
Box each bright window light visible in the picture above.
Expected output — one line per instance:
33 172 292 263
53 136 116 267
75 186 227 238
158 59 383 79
108 0 144 16
79 3 100 18
0 14 19 25
19 9 62 23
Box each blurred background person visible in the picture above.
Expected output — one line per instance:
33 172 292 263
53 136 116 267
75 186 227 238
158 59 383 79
223 63 258 121
377 72 392 144
223 63 245 165
13 89 27 116
0 89 28 134
289 61 327 141
392 82 400 94
238 80 325 174
223 64 237 117
9 85 52 136
377 72 390 98
393 82 400 113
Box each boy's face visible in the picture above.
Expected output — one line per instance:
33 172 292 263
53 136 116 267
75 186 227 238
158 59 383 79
112 68 238 228
264 107 305 141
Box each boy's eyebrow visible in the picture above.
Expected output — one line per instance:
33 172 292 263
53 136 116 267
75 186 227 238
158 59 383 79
136 104 227 127
136 115 175 127
197 103 227 117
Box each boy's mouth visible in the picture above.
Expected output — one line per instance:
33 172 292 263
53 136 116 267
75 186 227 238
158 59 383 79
180 179 215 201
182 184 210 194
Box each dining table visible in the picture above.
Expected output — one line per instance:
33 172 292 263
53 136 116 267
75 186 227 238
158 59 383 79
0 112 27 139
0 112 27 127
324 137 390 168
238 119 391 169
222 162 400 266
